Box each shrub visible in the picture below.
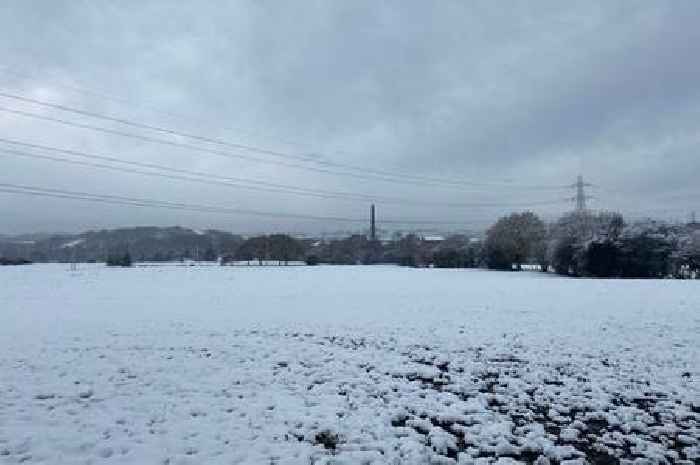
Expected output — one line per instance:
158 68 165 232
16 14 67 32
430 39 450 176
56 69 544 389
584 241 621 277
0 257 32 266
617 235 672 278
433 248 475 268
106 252 132 267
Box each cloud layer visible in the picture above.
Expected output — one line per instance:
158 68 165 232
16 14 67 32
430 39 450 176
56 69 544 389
1 1 698 234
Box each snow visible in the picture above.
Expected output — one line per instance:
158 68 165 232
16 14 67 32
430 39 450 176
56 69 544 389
0 265 698 464
59 238 84 248
221 260 307 266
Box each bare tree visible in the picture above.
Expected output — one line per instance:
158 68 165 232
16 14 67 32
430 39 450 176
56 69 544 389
485 212 546 270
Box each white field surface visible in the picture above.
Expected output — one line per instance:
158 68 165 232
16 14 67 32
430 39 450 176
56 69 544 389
0 264 698 465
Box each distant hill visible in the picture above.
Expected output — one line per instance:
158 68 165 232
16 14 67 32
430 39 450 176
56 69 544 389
0 226 243 263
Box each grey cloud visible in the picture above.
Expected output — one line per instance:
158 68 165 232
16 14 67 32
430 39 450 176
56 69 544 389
0 0 698 234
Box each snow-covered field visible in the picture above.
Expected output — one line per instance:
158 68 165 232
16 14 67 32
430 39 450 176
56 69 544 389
0 265 698 465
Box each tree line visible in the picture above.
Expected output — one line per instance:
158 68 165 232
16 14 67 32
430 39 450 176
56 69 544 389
5 216 698 278
103 212 700 278
481 210 700 278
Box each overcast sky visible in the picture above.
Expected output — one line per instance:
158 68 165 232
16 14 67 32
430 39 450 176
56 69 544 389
0 1 699 235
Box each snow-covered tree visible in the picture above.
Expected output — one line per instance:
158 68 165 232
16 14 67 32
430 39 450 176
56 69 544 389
547 210 624 276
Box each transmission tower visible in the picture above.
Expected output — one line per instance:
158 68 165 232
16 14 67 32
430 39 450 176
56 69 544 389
569 175 592 211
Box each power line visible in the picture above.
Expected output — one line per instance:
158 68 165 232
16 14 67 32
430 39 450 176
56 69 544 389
0 65 561 198
0 147 379 202
0 183 367 223
0 139 570 209
0 141 378 202
1 105 510 191
0 90 324 163
0 90 568 191
0 182 486 225
0 64 328 156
